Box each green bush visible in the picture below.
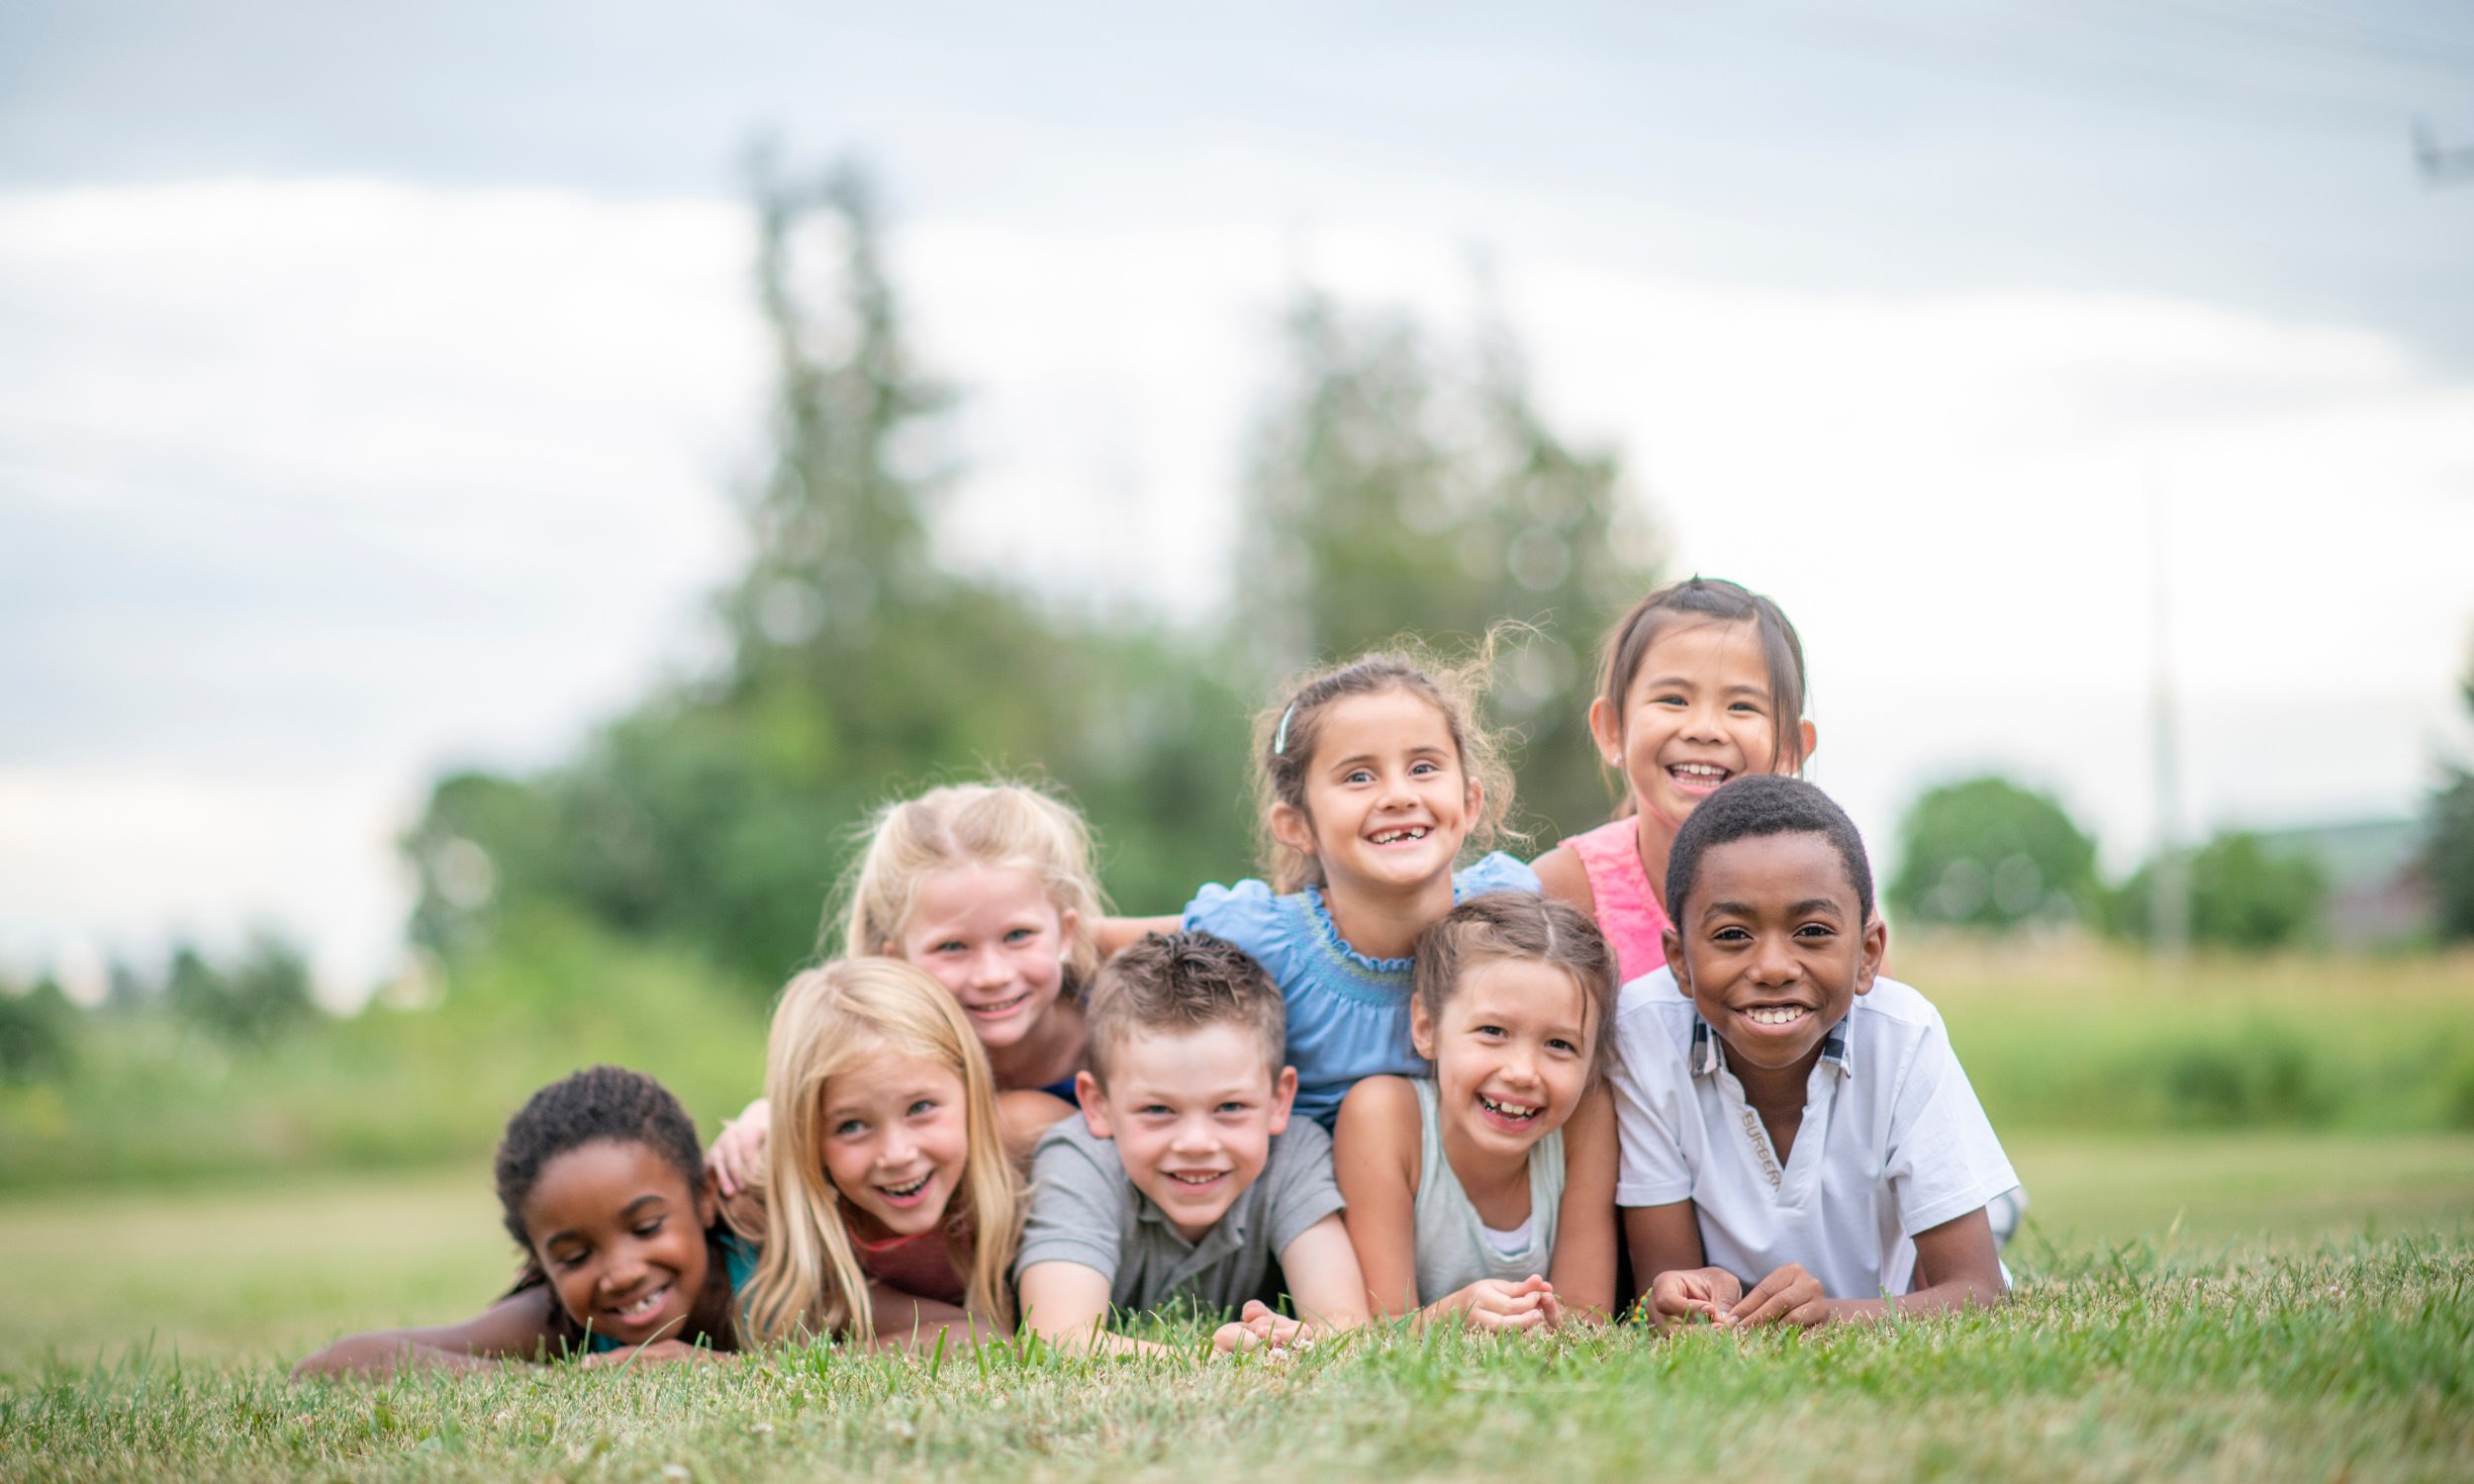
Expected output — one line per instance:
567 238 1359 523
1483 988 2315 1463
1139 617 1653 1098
0 977 77 1084
1889 776 2099 931
2109 830 2327 950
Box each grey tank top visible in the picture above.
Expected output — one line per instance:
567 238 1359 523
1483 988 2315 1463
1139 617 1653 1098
1411 1076 1566 1304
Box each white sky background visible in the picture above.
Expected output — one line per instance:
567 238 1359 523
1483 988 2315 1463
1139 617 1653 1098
3 2 2472 997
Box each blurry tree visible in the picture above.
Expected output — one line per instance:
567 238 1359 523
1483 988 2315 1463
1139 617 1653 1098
407 153 1255 988
166 935 318 1047
2109 831 2326 951
1239 290 1661 840
2426 641 2474 942
1889 776 2100 931
0 975 77 1083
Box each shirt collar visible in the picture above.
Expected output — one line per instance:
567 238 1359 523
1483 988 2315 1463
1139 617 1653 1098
1132 1184 1248 1259
1689 1011 1856 1080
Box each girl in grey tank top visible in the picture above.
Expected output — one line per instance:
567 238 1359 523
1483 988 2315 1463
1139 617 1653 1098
1332 893 1622 1331
1410 1076 1565 1300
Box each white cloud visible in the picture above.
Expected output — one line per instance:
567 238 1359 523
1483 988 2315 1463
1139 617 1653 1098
3 177 2468 986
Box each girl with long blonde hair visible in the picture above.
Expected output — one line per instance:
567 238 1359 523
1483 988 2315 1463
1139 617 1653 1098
709 780 1108 1193
735 959 1023 1347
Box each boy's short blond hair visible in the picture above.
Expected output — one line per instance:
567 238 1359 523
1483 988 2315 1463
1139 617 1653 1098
1083 931 1285 1088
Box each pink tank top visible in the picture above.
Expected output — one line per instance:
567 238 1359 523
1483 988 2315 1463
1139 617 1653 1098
1562 816 1673 985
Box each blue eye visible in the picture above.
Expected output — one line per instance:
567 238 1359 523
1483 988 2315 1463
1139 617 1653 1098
833 1117 868 1138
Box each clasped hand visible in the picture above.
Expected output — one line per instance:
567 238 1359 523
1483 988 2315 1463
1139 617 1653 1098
1648 1263 1829 1330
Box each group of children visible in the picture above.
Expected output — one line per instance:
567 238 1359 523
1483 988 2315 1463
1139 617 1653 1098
296 577 2020 1376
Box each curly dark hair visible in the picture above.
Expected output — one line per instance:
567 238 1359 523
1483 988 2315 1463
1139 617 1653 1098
1412 892 1620 1078
1084 930 1285 1087
493 1065 738 1351
1665 775 1874 927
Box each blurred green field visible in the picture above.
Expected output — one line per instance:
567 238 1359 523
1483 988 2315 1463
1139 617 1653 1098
7 931 2471 1196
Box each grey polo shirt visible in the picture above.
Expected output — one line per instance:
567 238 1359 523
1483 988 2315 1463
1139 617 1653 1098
1013 1116 1346 1318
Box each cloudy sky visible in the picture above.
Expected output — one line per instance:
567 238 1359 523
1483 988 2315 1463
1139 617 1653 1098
5 1 2472 997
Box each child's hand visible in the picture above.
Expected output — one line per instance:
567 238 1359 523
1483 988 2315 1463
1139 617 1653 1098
575 1339 718 1369
705 1101 772 1199
1726 1263 1830 1329
1648 1266 1744 1327
1213 1299 1310 1354
1448 1275 1558 1334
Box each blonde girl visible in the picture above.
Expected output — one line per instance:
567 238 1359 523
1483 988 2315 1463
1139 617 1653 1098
710 781 1107 1189
735 958 1023 1348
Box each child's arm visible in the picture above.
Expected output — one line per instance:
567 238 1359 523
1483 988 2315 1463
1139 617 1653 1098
1094 915 1184 957
1332 1080 1550 1333
1546 1084 1619 1322
1624 1200 1743 1327
1529 845 1595 916
1016 1260 1180 1357
292 1291 576 1379
1729 1207 2006 1330
1270 1211 1370 1337
865 1283 999 1352
1332 1076 1423 1320
706 1097 771 1199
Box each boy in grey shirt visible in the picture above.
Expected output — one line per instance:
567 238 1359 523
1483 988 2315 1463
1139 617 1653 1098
1014 931 1368 1355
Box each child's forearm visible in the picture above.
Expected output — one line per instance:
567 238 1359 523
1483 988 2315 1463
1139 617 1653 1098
1033 1321 1181 1358
866 1287 999 1352
291 1335 516 1380
1827 1273 2009 1326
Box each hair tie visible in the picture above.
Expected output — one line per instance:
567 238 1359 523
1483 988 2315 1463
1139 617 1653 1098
1273 702 1296 756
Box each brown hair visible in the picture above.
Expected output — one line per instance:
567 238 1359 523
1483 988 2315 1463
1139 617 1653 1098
1253 637 1518 894
1083 931 1285 1087
1597 577 1809 815
1412 892 1619 1080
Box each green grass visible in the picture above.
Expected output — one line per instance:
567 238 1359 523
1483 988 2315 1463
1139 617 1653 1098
4 1233 2467 1483
5 1136 2471 1481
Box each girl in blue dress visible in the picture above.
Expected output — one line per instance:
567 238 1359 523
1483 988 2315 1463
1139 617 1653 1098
1113 646 1540 1129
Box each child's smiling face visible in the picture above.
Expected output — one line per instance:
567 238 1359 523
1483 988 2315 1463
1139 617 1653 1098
1272 687 1478 899
816 1047 971 1241
1078 1022 1296 1244
1662 830 1886 1077
1592 619 1812 836
895 865 1076 1052
519 1139 715 1348
1412 957 1594 1155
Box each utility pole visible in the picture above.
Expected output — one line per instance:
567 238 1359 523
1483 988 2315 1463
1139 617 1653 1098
2149 476 2190 962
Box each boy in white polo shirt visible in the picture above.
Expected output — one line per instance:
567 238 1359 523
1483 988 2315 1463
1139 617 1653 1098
1611 775 2017 1329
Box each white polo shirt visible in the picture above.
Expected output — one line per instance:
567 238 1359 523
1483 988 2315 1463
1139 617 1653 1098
1609 968 2019 1302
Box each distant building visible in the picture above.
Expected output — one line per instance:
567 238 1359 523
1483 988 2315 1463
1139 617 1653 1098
2255 817 2432 949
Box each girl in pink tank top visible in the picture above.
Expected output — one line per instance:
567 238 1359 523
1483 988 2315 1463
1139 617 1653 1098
1536 579 1814 981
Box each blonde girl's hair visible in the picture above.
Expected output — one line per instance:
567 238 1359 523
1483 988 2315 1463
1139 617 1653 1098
831 781 1106 992
1253 635 1520 895
734 959 1024 1346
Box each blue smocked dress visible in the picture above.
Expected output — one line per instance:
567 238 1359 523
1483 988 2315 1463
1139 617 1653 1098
1183 853 1541 1129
